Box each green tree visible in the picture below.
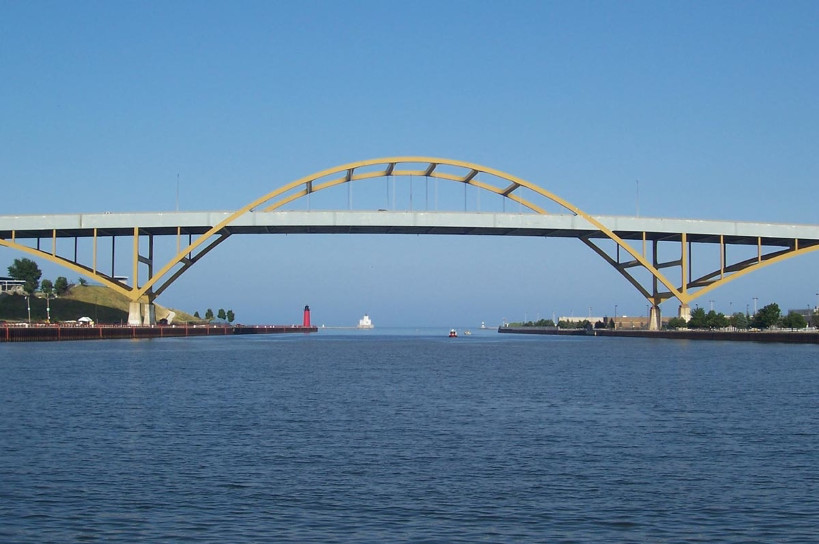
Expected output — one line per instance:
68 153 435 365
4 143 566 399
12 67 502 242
752 303 781 329
217 308 227 321
730 312 749 330
54 276 69 295
781 311 807 330
666 317 687 329
8 258 42 295
78 277 88 286
227 310 235 323
705 310 729 329
41 279 54 296
687 307 708 329
557 319 590 329
193 311 201 318
205 308 214 320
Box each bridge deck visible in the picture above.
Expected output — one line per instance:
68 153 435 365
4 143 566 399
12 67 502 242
2 210 819 247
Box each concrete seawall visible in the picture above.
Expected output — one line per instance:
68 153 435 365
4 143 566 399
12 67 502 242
1 324 318 342
498 327 586 336
499 326 819 344
593 328 819 343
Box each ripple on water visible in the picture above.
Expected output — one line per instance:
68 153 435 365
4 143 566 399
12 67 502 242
1 336 818 542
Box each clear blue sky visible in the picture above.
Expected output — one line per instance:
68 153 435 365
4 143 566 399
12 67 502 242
2 1 818 326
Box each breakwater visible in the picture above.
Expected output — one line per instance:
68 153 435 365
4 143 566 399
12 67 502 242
1 324 318 342
497 327 586 336
499 326 819 344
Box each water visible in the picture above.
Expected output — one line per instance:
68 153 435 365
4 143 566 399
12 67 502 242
1 331 817 542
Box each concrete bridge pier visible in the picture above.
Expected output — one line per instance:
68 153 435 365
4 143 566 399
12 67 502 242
649 305 662 331
128 301 156 326
678 303 691 322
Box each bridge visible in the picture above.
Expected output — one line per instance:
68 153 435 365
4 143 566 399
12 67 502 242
2 157 818 328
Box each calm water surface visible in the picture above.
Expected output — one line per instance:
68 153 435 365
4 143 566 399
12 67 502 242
1 331 817 542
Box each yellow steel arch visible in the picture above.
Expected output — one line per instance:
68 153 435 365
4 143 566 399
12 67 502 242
0 239 133 298
679 243 819 303
136 157 685 307
5 157 815 322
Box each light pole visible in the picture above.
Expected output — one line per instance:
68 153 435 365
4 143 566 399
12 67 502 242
753 297 758 315
709 300 714 312
25 295 31 324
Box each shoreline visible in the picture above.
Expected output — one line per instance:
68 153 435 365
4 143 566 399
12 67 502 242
1 323 318 342
498 326 819 344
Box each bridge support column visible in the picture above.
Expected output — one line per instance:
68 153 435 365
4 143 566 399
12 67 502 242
128 300 156 326
649 305 662 331
678 303 691 322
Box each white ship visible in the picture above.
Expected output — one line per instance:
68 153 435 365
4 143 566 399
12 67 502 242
357 314 374 329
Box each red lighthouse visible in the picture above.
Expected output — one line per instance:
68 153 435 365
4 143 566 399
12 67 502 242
303 305 311 328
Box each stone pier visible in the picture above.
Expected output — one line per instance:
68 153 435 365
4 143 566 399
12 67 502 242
128 301 156 326
678 303 692 322
649 305 662 331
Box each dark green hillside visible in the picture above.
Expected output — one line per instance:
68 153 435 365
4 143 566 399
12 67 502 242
0 285 199 324
0 293 128 323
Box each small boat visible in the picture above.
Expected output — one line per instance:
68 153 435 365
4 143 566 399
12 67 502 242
449 329 458 338
463 330 471 336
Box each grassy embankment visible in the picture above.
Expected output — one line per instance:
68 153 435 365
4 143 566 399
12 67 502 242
0 285 200 324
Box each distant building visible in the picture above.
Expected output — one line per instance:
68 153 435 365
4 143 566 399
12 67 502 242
608 315 670 330
788 307 817 327
357 314 374 329
0 277 25 294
